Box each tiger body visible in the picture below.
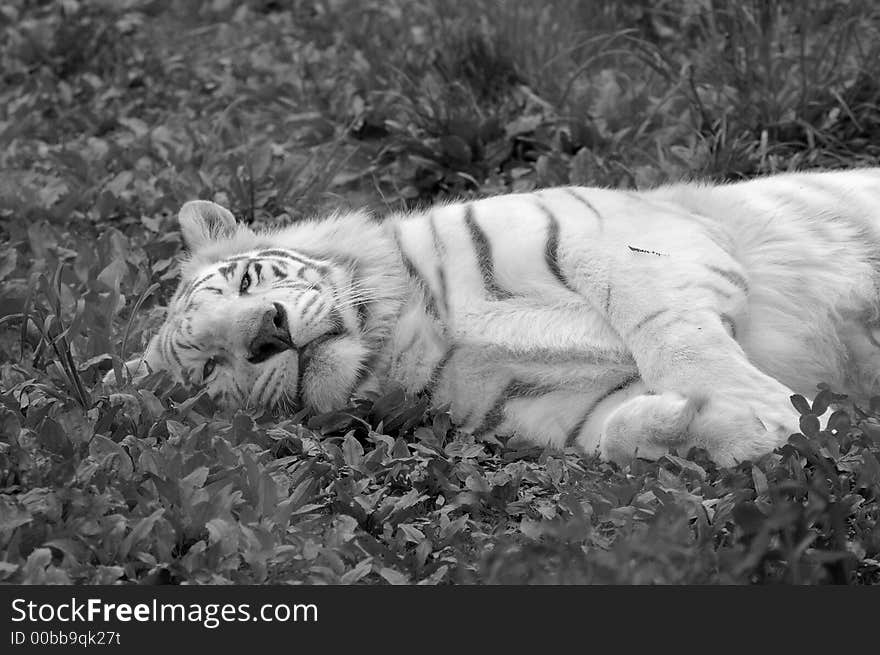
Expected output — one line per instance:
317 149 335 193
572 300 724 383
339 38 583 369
118 169 880 466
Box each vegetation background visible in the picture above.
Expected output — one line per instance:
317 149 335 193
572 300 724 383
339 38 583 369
1 0 879 584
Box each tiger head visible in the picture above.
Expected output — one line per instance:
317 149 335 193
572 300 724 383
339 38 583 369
111 200 407 414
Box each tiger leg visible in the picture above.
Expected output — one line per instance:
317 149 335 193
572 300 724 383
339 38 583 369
599 305 801 466
567 235 801 465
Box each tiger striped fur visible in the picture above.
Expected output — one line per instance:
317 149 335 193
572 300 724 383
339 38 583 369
110 169 880 466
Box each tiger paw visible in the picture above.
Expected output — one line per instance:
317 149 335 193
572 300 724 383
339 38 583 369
599 392 701 463
599 389 800 467
687 392 800 466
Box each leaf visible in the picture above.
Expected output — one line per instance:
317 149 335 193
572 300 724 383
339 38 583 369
660 453 706 480
371 385 405 419
308 410 355 434
118 116 149 137
417 565 449 585
398 523 426 544
180 466 209 491
77 353 113 372
751 466 769 497
340 558 373 585
438 135 471 164
811 388 832 416
19 488 61 521
119 508 165 559
825 410 850 435
465 473 490 494
0 248 17 280
732 501 766 535
790 394 811 415
22 548 53 582
250 142 273 181
342 431 364 468
0 562 20 580
232 411 257 445
0 497 32 531
37 417 74 458
93 566 124 584
799 414 820 438
138 390 165 419
857 452 880 488
89 434 134 478
205 518 240 553
505 114 543 137
378 567 409 585
389 489 426 516
330 514 359 545
391 437 410 460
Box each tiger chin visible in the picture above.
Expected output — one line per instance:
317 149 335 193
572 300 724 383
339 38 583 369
107 169 880 468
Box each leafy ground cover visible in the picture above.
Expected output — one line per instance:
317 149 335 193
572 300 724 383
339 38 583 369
1 0 879 584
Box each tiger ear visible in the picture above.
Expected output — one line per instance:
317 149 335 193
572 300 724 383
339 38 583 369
178 200 238 251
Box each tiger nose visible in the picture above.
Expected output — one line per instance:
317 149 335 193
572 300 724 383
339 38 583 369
246 302 293 364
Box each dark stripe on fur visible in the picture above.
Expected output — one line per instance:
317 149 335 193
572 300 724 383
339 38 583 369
474 379 561 436
188 272 215 294
294 349 308 410
565 374 641 447
464 204 514 300
393 228 442 320
217 263 238 280
428 215 450 317
688 282 733 299
270 281 314 291
564 188 603 227
300 292 320 316
474 385 513 436
357 301 369 329
178 272 216 307
565 411 592 449
705 265 749 294
720 313 737 339
423 346 456 398
351 351 382 392
535 200 577 292
629 308 670 336
174 338 201 351
254 250 328 275
329 308 345 332
165 330 185 377
232 380 247 405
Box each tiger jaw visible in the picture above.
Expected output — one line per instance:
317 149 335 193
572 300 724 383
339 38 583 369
197 326 373 415
232 331 367 413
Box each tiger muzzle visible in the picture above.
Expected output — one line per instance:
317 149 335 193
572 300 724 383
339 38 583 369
246 302 294 364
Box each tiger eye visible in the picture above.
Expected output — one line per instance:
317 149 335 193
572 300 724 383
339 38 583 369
202 358 217 380
239 273 252 294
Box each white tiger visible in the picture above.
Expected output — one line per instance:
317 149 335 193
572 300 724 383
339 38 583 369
108 169 880 466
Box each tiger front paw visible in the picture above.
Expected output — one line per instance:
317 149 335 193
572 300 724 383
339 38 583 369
599 391 700 463
687 391 800 465
599 388 800 467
